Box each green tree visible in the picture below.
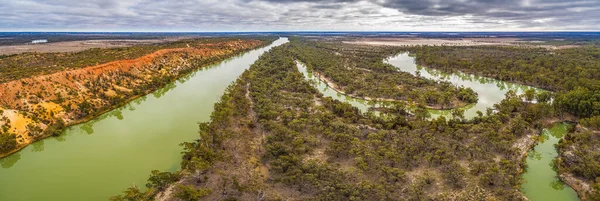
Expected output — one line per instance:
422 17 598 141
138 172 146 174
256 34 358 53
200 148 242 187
536 91 553 103
524 89 536 102
174 185 212 201
146 170 180 191
0 133 17 154
109 186 152 201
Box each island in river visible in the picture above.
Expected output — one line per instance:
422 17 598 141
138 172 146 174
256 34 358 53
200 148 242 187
1 33 599 201
111 37 596 200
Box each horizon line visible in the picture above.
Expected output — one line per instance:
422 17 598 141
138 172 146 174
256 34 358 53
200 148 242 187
2 30 600 33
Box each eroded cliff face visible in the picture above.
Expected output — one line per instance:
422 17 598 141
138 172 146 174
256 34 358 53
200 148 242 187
144 45 547 201
0 39 265 157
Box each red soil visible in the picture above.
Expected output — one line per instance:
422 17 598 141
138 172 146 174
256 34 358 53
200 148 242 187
0 40 261 108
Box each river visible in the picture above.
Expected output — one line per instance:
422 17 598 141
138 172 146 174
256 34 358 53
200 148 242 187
520 123 579 201
296 61 373 113
0 38 288 201
385 53 543 119
296 52 580 201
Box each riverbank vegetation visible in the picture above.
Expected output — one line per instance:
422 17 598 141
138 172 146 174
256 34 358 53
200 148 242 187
0 37 276 157
402 44 600 200
406 45 600 92
557 127 600 200
114 44 570 200
0 37 270 83
286 38 478 109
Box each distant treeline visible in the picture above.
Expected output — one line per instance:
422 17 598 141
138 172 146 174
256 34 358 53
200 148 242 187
287 38 478 109
0 37 274 83
112 42 574 200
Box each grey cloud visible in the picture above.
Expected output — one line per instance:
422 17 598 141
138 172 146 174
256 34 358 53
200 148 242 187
0 0 598 31
373 0 600 28
255 0 600 29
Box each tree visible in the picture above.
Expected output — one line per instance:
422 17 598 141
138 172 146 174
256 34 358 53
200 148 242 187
0 133 17 154
581 116 600 129
536 91 553 103
524 89 536 102
109 186 152 201
443 162 467 188
77 100 92 117
174 185 212 201
451 109 465 120
554 87 600 117
414 105 431 121
588 178 600 201
146 170 180 191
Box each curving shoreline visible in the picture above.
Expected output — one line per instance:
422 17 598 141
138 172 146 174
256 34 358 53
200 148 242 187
520 122 580 201
0 38 288 201
0 38 274 159
301 51 581 200
296 61 472 116
386 52 581 201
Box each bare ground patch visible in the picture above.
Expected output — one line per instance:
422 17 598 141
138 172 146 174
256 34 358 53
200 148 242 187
0 37 193 55
344 37 580 49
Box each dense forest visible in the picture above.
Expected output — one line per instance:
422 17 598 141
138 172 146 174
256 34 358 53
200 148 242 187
286 38 478 109
112 43 575 200
557 127 600 200
403 44 600 200
406 45 600 92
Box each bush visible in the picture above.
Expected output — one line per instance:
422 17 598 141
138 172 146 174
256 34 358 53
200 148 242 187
581 116 600 129
0 133 17 153
174 185 211 201
146 170 180 191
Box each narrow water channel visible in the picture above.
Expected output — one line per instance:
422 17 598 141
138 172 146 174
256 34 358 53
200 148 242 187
385 53 543 119
386 54 579 200
296 61 373 113
520 123 580 201
296 52 579 200
0 38 288 201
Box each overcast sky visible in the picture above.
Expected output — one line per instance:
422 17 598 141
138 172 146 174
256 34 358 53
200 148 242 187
1 0 599 32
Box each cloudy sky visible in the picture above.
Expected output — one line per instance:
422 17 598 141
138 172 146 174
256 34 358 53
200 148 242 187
1 0 599 31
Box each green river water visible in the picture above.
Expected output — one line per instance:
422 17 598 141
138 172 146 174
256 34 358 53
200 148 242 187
297 53 580 201
520 123 579 201
0 38 288 201
385 53 542 119
296 61 374 113
0 41 579 201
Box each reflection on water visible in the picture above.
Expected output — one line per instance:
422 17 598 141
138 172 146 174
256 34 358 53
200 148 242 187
31 140 44 152
114 110 124 120
0 152 20 168
54 134 67 142
297 52 579 201
551 178 567 190
385 53 577 201
81 122 95 135
529 150 543 161
0 38 289 201
386 53 544 119
298 53 542 119
296 61 377 113
131 96 147 106
153 82 177 99
520 123 579 201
